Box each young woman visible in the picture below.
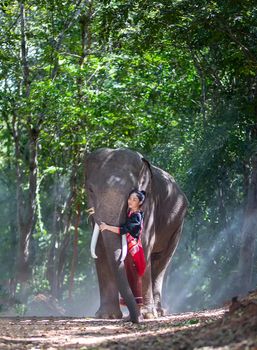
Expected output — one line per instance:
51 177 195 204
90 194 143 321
99 189 146 314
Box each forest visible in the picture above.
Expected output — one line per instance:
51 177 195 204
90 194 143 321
0 0 257 322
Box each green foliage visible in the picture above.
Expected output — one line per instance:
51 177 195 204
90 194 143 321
0 0 256 314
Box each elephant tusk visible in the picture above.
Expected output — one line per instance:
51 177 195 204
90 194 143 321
120 234 128 262
90 223 100 259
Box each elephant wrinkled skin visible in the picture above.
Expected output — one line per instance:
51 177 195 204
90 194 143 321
85 148 188 322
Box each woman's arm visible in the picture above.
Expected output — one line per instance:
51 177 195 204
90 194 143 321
99 222 120 234
100 212 143 238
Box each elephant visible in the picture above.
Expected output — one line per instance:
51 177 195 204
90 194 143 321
85 148 188 322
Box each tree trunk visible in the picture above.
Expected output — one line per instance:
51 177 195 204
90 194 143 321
20 2 30 98
46 178 60 298
237 152 257 294
189 48 207 131
79 1 93 68
68 204 81 300
50 0 85 79
16 126 39 285
56 164 78 297
217 177 228 228
46 165 79 299
6 126 18 297
16 3 39 293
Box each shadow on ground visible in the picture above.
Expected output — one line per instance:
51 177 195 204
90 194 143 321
0 291 256 349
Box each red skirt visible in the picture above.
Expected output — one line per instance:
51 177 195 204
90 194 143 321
126 233 146 277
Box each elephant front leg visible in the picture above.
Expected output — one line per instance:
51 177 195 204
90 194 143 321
95 234 122 319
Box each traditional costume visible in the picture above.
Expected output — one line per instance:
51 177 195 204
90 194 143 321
119 210 146 306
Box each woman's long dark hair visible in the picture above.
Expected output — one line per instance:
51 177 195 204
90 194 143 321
128 189 146 204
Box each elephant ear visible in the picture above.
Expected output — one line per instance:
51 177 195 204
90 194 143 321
138 157 152 191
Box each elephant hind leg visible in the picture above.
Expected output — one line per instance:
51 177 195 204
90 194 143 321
151 225 183 316
151 255 169 316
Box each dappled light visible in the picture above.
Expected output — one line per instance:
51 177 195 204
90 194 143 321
0 309 227 349
0 0 257 348
1 293 257 350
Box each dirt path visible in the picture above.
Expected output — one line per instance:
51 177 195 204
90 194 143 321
0 303 256 350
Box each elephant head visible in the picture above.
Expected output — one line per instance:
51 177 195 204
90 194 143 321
85 148 151 322
86 148 151 225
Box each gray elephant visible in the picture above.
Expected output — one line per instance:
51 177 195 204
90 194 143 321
85 148 188 323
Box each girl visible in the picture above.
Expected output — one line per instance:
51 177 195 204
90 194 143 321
99 189 146 314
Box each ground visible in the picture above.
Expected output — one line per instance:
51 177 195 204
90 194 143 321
0 291 256 350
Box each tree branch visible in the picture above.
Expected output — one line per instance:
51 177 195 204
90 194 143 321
51 0 89 79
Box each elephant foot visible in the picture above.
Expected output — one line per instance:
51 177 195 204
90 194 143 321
95 307 122 320
140 305 157 319
156 307 167 317
144 312 155 319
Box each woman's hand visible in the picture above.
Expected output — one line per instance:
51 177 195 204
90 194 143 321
99 222 120 234
100 222 108 232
